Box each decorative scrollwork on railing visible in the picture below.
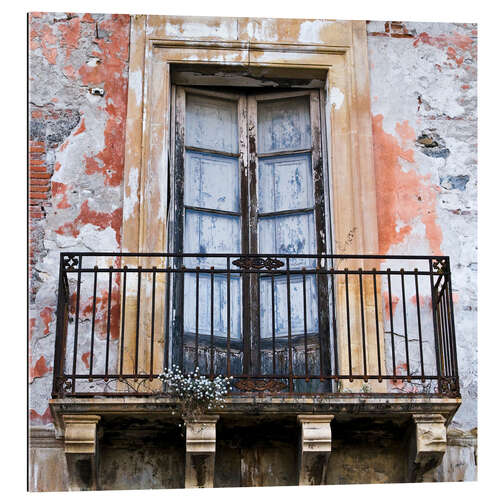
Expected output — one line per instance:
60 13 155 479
232 256 285 270
63 255 80 270
432 258 448 274
440 378 460 398
54 376 73 396
234 379 288 392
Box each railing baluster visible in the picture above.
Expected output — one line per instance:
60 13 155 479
317 265 324 381
429 258 443 393
400 269 410 380
414 270 425 381
344 268 352 382
387 269 396 380
441 283 451 378
150 268 156 379
71 256 82 394
330 263 339 382
52 254 68 398
372 271 382 382
256 268 261 376
134 266 142 379
271 273 276 376
180 264 185 372
302 268 309 380
226 257 231 377
163 265 171 375
195 267 200 370
286 258 293 392
89 266 98 380
359 268 367 381
445 262 459 381
105 266 113 380
119 265 127 377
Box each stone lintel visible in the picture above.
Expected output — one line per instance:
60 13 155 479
410 413 447 482
297 414 334 485
184 415 219 488
62 414 101 491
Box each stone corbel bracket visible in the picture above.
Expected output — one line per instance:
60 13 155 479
410 413 447 482
184 415 220 488
297 414 335 485
63 414 101 491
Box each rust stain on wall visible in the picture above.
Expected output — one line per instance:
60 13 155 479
55 200 123 246
78 15 130 187
372 114 442 255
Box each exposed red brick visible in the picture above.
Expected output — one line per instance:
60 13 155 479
30 185 51 193
30 172 51 179
30 178 50 186
29 159 45 166
31 192 49 200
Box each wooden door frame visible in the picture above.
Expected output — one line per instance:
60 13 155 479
121 16 381 382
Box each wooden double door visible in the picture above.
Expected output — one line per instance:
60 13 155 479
171 86 331 391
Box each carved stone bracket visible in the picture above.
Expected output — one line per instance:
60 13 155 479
184 415 220 488
63 414 101 491
410 414 447 482
297 414 334 486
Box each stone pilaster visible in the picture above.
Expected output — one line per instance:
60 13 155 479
184 415 219 488
63 415 101 491
297 414 334 485
409 413 447 482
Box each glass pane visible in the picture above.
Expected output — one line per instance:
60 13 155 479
185 151 239 212
186 94 238 153
184 209 240 268
258 153 313 213
258 212 316 268
257 96 311 154
184 273 241 339
260 275 318 338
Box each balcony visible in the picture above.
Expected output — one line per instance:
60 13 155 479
51 252 459 400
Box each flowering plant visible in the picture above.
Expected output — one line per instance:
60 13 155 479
158 365 232 421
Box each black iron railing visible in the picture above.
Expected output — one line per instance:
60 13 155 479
52 253 459 398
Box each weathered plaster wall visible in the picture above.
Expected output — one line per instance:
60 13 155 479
367 20 477 479
28 14 477 489
29 12 130 425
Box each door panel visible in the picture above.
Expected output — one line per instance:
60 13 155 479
173 87 330 390
258 154 314 213
252 91 330 391
257 96 311 153
184 152 240 212
174 88 244 376
186 93 239 153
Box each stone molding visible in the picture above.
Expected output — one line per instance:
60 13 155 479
184 415 219 488
297 414 334 485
